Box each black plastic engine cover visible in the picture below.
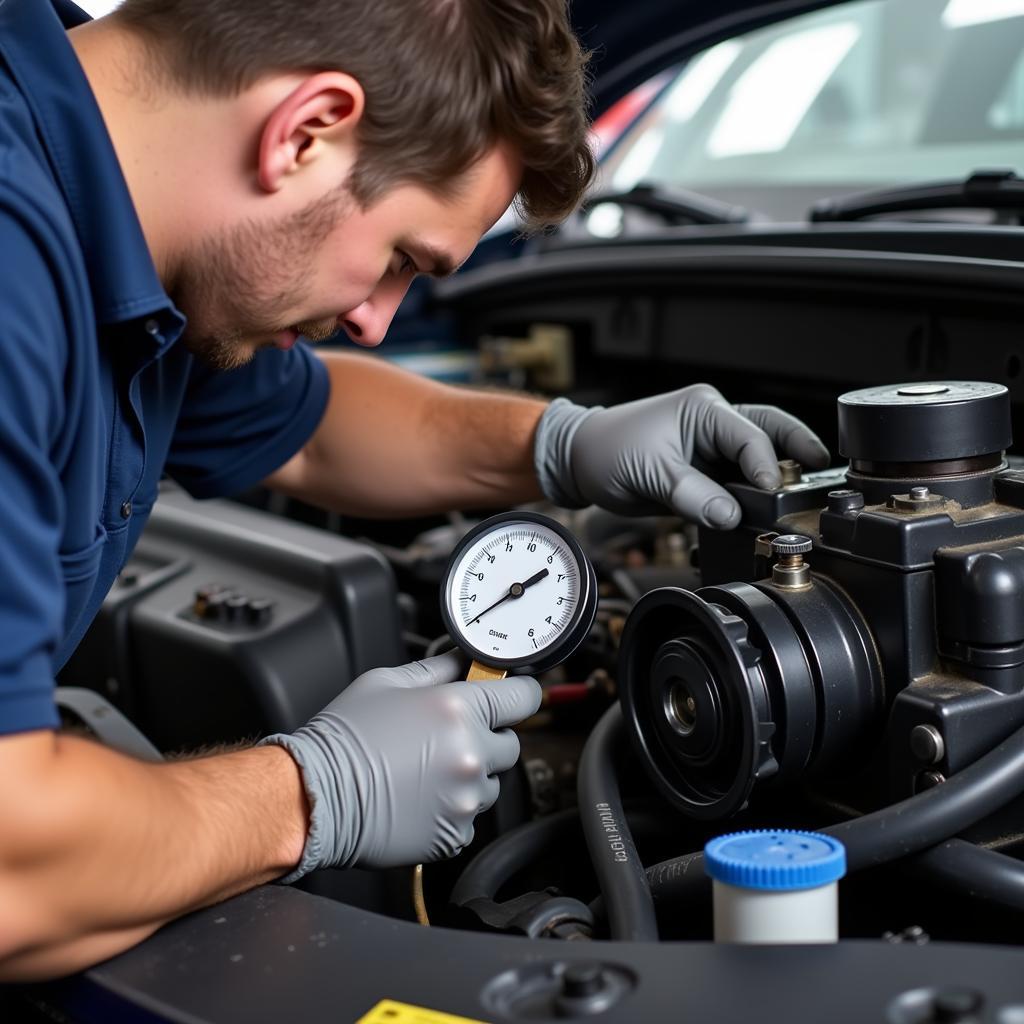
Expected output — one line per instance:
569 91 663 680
60 485 405 752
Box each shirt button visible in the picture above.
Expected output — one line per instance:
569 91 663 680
144 318 161 337
120 500 133 519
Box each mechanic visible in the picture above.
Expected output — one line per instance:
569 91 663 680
0 0 830 981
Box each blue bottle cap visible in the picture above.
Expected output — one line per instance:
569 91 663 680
704 830 846 891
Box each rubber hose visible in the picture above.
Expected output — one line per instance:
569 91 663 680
641 720 1024 903
829 722 1024 870
577 704 658 941
451 809 580 907
460 718 1024 924
644 850 708 904
453 802 677 911
911 838 1024 911
606 841 1024 920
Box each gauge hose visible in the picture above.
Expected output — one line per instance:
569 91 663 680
577 705 659 941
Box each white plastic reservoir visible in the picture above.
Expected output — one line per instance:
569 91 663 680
704 830 847 944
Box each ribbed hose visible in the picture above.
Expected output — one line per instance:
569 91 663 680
577 705 658 941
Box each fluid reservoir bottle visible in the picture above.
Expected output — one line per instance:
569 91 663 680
704 830 846 944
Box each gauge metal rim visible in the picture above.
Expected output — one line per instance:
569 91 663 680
439 510 598 675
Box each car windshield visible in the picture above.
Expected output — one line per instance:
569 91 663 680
598 0 1024 222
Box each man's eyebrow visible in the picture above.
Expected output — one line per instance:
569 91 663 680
407 239 462 279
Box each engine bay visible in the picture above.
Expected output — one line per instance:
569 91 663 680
33 376 1024 1023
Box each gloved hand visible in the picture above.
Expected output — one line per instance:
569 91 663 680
260 651 540 881
534 384 830 529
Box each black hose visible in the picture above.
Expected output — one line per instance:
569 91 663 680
912 838 1024 911
577 705 658 941
589 850 708 924
451 809 580 907
632 838 1024 919
460 713 1024 930
642 720 1024 903
453 803 676 910
828 722 1024 870
644 850 708 904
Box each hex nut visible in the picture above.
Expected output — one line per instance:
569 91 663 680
887 491 948 513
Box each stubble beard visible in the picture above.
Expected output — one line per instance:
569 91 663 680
171 185 352 371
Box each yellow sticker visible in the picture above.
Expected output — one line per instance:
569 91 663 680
355 999 489 1024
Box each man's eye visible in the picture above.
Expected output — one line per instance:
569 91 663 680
395 251 416 275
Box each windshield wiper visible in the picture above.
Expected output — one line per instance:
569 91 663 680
584 182 749 226
810 169 1024 224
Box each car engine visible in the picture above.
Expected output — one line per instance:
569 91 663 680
59 378 1024 975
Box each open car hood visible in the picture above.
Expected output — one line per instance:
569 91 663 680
572 0 842 113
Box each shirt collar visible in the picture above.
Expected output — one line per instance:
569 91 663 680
0 0 184 340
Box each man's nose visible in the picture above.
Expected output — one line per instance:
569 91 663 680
339 289 408 348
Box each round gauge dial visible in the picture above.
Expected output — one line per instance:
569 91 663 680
440 511 598 674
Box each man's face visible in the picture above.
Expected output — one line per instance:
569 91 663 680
173 144 521 370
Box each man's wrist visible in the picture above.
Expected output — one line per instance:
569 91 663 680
252 742 310 877
533 398 597 508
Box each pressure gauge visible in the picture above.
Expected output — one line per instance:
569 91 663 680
440 511 597 675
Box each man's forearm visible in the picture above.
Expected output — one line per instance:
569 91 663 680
265 351 548 516
0 731 307 980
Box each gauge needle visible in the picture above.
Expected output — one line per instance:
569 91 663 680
469 568 549 625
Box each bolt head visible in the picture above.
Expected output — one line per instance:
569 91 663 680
778 459 802 485
887 491 947 513
916 770 946 792
933 987 983 1023
910 724 944 765
562 963 605 998
827 489 865 514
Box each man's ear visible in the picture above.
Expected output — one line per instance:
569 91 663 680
257 72 365 193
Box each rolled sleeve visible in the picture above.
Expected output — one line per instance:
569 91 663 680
2 653 62 735
165 342 330 499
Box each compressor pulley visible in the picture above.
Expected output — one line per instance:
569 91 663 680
618 576 881 819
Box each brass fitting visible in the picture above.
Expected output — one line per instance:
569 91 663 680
770 534 813 589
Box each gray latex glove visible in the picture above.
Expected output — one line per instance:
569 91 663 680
260 651 540 881
534 384 830 529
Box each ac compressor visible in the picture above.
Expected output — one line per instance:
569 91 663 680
619 381 1024 819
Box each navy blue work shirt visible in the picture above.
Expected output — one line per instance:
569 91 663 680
0 0 330 734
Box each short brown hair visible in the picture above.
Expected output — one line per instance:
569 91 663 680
114 0 595 230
